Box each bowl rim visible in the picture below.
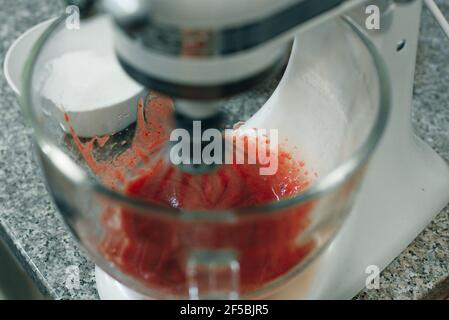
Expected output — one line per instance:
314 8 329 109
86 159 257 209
21 14 391 221
4 19 56 96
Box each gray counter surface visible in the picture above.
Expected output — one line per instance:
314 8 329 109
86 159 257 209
0 0 448 300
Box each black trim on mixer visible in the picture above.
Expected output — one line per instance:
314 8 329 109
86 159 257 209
117 55 288 100
220 0 344 54
118 0 344 57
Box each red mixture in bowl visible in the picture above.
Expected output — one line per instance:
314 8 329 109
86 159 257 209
67 93 315 295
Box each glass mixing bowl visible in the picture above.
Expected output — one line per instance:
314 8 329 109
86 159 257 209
21 13 390 299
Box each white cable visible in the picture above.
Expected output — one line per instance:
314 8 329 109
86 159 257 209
424 0 449 40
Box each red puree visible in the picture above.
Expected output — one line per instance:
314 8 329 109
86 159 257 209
66 93 315 295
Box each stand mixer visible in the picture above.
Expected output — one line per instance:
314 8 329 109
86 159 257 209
13 0 449 299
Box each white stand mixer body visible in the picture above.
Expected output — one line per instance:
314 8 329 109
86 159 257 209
96 0 449 300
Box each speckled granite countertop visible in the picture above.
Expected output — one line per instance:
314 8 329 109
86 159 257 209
0 0 448 300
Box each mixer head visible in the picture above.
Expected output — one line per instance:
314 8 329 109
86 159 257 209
66 0 349 173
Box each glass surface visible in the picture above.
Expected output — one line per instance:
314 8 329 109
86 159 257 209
22 14 390 299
